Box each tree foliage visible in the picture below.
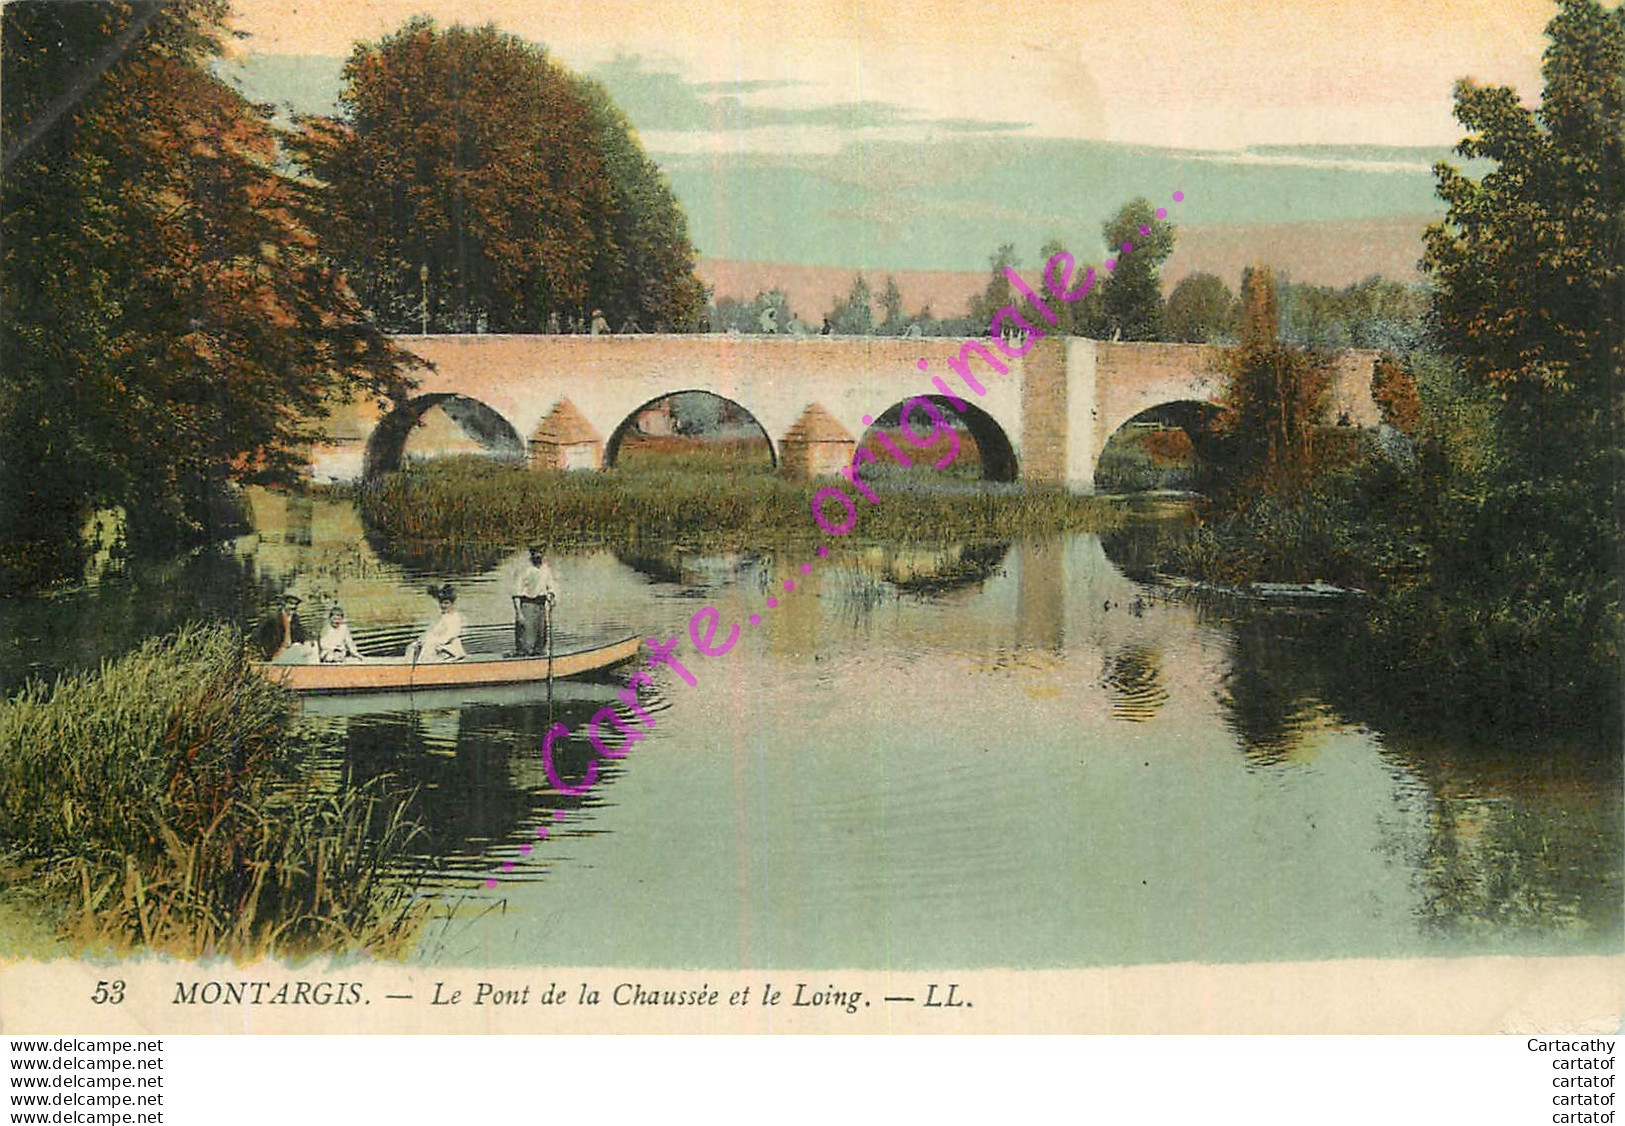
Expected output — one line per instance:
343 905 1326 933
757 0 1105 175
711 288 797 334
1 0 411 591
1196 1 1623 732
878 275 906 334
1278 276 1429 352
294 19 705 334
1370 355 1424 436
1215 268 1334 494
1099 198 1174 341
1414 0 1624 717
1164 272 1237 343
828 273 876 335
569 77 709 331
967 244 1019 330
1425 0 1622 466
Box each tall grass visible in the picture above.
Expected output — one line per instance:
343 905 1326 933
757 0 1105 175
357 455 1123 561
0 625 430 960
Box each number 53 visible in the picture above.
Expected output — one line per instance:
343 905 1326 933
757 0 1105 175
91 981 125 1005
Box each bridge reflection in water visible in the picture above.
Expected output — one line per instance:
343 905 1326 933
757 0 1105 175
9 485 1612 969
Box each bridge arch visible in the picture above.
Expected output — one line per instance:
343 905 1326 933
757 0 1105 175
364 393 526 478
1094 400 1223 493
858 396 1018 482
603 390 777 469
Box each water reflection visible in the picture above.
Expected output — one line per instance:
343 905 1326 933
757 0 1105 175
1219 624 1329 766
296 684 654 885
614 543 766 589
2 487 1617 965
1101 643 1170 723
1380 737 1621 946
0 545 275 691
878 540 1009 594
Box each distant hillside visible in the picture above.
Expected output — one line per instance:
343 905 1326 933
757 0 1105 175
700 215 1429 319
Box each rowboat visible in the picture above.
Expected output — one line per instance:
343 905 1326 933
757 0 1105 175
258 635 642 695
296 676 626 719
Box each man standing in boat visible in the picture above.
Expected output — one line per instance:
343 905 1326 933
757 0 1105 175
512 547 559 657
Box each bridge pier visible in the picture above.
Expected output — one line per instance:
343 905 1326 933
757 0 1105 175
305 334 1381 494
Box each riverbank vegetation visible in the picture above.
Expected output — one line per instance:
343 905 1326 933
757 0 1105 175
0 626 430 959
1166 0 1622 735
356 455 1123 564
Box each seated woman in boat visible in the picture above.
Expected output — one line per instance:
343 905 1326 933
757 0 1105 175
258 593 319 664
407 584 466 662
318 604 367 664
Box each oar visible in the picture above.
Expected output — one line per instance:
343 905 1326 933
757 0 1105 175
545 596 555 723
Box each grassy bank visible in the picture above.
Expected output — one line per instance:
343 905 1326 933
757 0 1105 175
0 625 430 960
357 455 1124 557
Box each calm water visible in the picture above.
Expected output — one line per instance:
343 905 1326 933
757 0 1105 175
2 490 1618 969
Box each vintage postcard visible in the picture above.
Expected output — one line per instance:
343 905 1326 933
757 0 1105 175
0 0 1620 1036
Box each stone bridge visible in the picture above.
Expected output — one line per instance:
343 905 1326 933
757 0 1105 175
310 334 1382 493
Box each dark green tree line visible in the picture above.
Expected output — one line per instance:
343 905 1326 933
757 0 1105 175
1409 0 1623 722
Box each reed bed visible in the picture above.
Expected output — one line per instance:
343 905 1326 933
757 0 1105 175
357 456 1124 559
0 625 431 960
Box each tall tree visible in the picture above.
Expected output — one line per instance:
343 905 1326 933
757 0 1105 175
1215 268 1333 493
879 275 905 335
1425 0 1623 482
1098 198 1174 341
1 0 410 590
968 244 1018 329
1419 0 1623 710
1164 272 1237 343
569 77 707 331
1038 236 1091 336
295 19 704 333
828 274 875 335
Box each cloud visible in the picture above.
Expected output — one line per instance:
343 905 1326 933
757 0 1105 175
690 78 811 95
588 54 1029 137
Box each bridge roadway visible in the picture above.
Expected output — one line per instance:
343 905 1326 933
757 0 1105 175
309 333 1382 492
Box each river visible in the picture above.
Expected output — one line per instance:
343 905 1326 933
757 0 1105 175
1 489 1617 969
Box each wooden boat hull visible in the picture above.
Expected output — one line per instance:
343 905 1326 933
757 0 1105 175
259 635 642 695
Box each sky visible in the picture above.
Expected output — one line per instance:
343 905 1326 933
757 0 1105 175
220 0 1571 293
226 0 1553 149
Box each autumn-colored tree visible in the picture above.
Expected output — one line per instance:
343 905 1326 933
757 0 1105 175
1238 264 1281 348
296 19 704 334
1 1 410 590
1370 355 1423 436
1215 268 1333 493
